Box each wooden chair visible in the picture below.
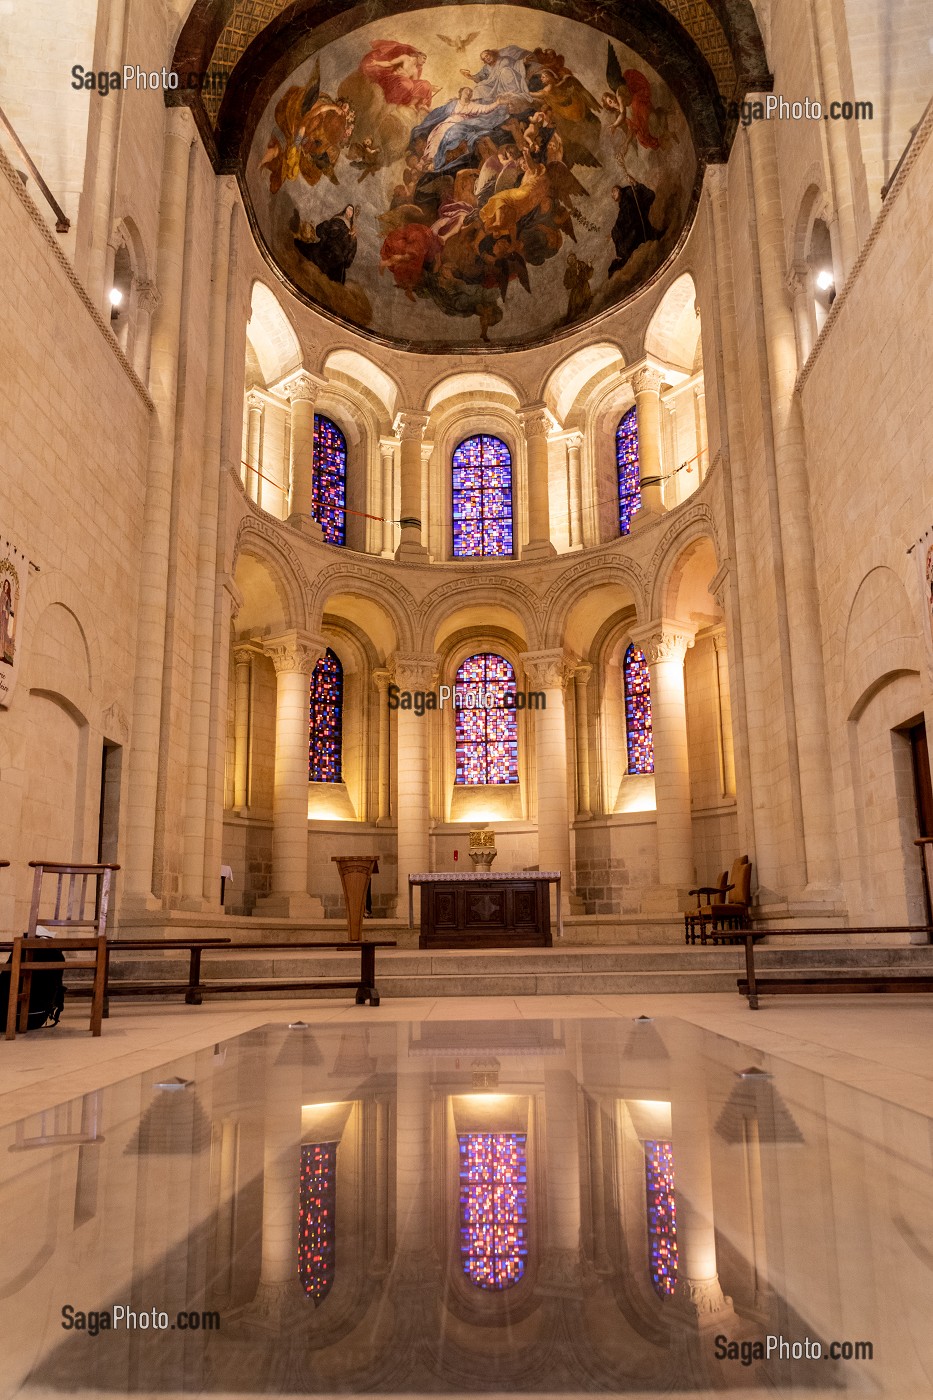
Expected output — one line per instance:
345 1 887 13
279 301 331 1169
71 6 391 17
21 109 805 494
684 870 728 944
4 862 119 1040
708 858 753 943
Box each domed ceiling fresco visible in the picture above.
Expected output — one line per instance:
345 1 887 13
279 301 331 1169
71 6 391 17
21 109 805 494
241 7 699 350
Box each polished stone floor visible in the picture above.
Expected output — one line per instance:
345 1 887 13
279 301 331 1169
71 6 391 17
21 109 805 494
2 993 933 1398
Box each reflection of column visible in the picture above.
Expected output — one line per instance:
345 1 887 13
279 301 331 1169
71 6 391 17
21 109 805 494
519 404 557 559
394 411 430 560
245 391 264 503
545 1067 582 1255
285 371 324 536
712 630 736 798
630 367 665 523
521 650 573 912
260 1048 302 1291
573 664 592 820
258 631 326 918
373 669 391 825
565 431 584 550
747 113 839 896
632 623 695 898
379 438 396 557
232 646 253 814
394 1026 432 1265
393 656 436 911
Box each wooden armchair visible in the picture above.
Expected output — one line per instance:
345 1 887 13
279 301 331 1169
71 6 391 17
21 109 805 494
708 857 753 943
5 862 119 1040
684 870 728 945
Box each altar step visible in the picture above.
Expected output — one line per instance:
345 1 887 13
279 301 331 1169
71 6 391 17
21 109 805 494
98 943 933 1000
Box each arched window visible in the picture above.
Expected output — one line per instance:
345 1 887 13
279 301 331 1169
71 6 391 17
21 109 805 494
645 1140 678 1298
454 653 518 785
309 648 343 783
452 434 513 558
312 414 347 546
617 407 640 536
298 1142 337 1304
459 1132 528 1290
623 643 654 774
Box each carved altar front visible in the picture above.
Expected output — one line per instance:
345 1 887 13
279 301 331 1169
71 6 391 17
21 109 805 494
408 872 561 949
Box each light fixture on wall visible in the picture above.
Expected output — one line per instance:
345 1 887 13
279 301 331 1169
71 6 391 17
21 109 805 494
815 269 834 291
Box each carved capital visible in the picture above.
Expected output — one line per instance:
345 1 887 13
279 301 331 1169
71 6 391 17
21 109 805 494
393 409 430 443
245 389 265 414
675 1275 733 1318
233 644 255 671
573 662 593 688
630 622 694 666
564 429 584 454
518 402 553 440
784 261 810 299
632 366 663 398
378 437 396 463
283 370 321 405
135 279 161 316
264 630 326 677
372 667 391 694
520 648 574 691
391 653 437 690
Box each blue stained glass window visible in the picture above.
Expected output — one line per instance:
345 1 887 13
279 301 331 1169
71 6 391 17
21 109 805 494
459 1132 528 1290
645 1139 678 1298
624 643 654 775
617 407 640 536
452 435 513 558
454 653 518 785
309 648 343 783
298 1142 337 1304
313 414 347 546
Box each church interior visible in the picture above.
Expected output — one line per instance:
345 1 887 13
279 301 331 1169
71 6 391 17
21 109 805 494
0 0 932 1393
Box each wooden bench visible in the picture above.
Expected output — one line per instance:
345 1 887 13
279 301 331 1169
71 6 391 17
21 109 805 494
186 940 395 1007
738 925 933 1009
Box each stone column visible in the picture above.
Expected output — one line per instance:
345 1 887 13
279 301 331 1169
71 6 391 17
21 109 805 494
232 645 253 815
85 0 129 306
712 630 736 798
629 366 666 526
124 106 195 909
521 650 573 912
786 262 815 365
393 411 430 561
285 371 324 538
257 631 326 919
379 438 396 557
373 669 392 825
244 390 264 504
565 431 584 550
631 623 695 906
392 656 436 913
519 404 557 559
132 279 160 384
693 384 708 480
807 16 860 275
747 114 839 897
573 664 592 819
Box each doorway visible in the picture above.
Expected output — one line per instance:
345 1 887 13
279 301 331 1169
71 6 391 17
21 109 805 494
906 721 933 927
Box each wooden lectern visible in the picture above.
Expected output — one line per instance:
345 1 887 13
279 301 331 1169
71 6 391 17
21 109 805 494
332 856 379 942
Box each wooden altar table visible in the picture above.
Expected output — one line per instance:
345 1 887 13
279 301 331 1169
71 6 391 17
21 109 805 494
408 871 562 949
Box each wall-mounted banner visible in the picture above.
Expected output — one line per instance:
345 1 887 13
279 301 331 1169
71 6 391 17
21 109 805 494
914 526 933 678
0 537 30 708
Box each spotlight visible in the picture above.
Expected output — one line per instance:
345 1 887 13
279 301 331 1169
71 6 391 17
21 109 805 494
816 269 834 291
108 287 124 306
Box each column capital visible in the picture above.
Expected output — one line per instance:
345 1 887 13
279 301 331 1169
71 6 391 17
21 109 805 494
520 648 574 691
263 630 327 676
282 370 324 404
573 662 593 686
390 653 437 691
378 436 397 460
372 667 391 694
245 388 265 413
630 621 694 665
564 429 585 452
518 402 555 440
393 409 430 442
709 560 730 611
784 260 810 298
135 278 161 316
631 365 664 397
233 643 257 668
165 105 196 144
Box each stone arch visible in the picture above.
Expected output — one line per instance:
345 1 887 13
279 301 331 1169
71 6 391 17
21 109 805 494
646 507 722 620
843 565 920 720
425 371 523 413
232 517 312 633
540 342 625 425
542 556 646 648
419 576 541 653
323 348 400 424
310 564 416 655
644 272 700 372
247 279 302 387
23 574 101 694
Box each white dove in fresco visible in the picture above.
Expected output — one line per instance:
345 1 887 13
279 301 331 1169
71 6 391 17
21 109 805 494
436 31 481 54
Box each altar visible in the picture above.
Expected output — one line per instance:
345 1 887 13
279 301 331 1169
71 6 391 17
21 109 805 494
408 872 562 949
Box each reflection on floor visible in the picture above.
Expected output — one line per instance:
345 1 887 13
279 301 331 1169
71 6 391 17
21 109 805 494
2 1012 931 1397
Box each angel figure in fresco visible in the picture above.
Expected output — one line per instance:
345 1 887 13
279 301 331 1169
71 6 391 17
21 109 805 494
531 59 603 168
348 136 383 180
603 45 664 153
0 576 15 665
358 41 436 110
260 63 355 194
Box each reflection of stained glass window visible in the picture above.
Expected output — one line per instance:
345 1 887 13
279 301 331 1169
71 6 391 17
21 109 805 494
645 1139 678 1298
459 1132 528 1290
313 414 347 546
452 435 513 558
454 653 518 785
299 1142 337 1304
624 643 654 775
309 648 343 783
617 407 640 536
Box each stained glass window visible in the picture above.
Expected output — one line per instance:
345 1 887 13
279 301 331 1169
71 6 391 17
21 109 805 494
309 648 343 783
459 1132 528 1290
312 414 347 546
299 1142 337 1304
452 435 513 558
617 407 640 536
454 653 518 785
624 643 654 775
645 1140 678 1298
